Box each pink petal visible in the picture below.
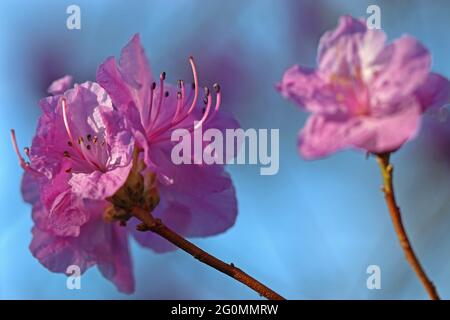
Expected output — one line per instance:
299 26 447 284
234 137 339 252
97 223 135 293
69 164 132 200
317 15 366 65
117 34 153 116
97 57 134 108
47 75 73 95
277 65 340 113
370 36 431 105
298 97 422 158
415 73 450 111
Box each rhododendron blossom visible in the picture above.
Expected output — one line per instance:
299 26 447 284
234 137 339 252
277 15 450 159
13 34 240 293
97 34 239 252
12 79 136 292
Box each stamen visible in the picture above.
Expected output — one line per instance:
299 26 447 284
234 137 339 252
213 83 221 112
63 151 71 158
65 168 72 173
187 56 199 114
153 72 166 125
61 97 76 147
24 147 30 159
10 129 28 170
146 82 156 127
173 80 185 122
194 88 212 130
213 83 222 112
87 134 92 141
86 145 91 151
68 141 73 147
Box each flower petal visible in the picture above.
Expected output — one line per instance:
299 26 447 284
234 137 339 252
277 64 340 113
69 164 132 200
370 36 431 105
117 34 153 116
30 204 135 293
298 97 422 158
97 223 135 293
97 56 134 108
47 75 73 95
317 15 366 65
415 72 450 111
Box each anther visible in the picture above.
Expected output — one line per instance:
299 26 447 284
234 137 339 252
86 145 91 151
63 151 70 158
160 72 166 80
203 86 210 96
65 168 72 173
164 91 169 97
151 82 157 90
213 83 221 93
87 134 92 141
93 136 98 144
24 147 30 157
178 79 184 88
67 141 73 147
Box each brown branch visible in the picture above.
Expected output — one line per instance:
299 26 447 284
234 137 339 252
376 153 440 300
131 207 285 300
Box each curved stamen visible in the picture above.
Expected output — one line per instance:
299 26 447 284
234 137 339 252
10 129 29 170
61 97 76 147
24 147 31 159
172 80 185 122
148 57 199 140
61 97 103 171
213 83 221 112
186 57 199 115
149 72 166 131
194 87 212 130
146 82 156 129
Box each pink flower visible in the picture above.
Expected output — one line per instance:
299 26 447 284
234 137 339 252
97 34 239 252
277 15 450 159
12 79 135 292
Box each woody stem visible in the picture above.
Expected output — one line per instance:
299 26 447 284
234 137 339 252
131 207 285 300
375 153 439 300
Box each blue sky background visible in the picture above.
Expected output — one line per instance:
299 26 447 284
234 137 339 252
1 0 450 299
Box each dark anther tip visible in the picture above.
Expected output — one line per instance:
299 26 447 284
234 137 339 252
160 72 166 80
213 83 221 93
151 82 157 90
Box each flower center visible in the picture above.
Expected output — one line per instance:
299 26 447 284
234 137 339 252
330 67 371 117
61 97 109 173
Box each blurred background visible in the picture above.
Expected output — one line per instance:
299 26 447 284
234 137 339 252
1 0 450 299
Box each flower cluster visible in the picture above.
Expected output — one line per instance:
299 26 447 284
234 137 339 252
277 16 450 159
12 34 238 293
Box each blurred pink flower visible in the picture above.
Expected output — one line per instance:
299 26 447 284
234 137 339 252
277 15 450 159
97 34 239 252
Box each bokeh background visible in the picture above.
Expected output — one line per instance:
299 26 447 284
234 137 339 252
1 0 450 299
